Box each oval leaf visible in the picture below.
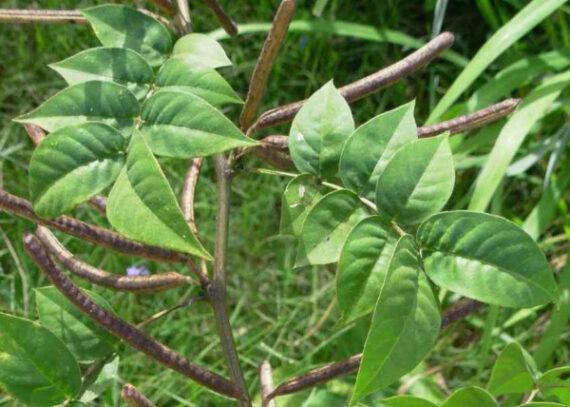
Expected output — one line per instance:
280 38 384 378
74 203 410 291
352 236 441 403
15 81 139 135
487 342 535 396
376 134 455 225
337 216 399 323
0 313 81 406
280 174 323 236
140 90 257 158
441 387 498 407
50 47 153 99
295 189 367 267
81 5 172 67
155 58 242 106
107 130 211 259
289 81 355 178
173 33 232 68
35 286 119 362
379 395 438 407
29 123 126 219
340 101 417 198
417 211 559 308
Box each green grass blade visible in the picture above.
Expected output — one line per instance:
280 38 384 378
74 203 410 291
468 70 570 212
312 0 330 17
209 21 468 67
427 0 566 123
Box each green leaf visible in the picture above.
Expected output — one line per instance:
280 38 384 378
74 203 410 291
468 70 570 212
340 101 417 199
337 216 399 323
280 174 323 236
29 123 126 219
538 367 570 405
140 90 257 158
15 81 139 135
487 342 535 395
352 236 440 403
107 130 211 259
35 286 119 362
378 395 438 407
50 47 153 99
427 0 566 123
295 189 367 267
417 211 558 308
81 5 172 67
173 33 232 68
155 58 242 106
289 81 355 178
376 134 455 225
517 403 567 407
441 387 498 407
0 312 81 406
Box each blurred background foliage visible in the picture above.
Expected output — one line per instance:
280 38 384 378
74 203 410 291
1 0 570 405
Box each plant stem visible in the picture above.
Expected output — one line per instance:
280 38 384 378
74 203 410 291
176 0 192 34
24 233 242 399
181 157 203 235
259 360 276 407
240 0 297 131
203 0 238 36
211 153 251 406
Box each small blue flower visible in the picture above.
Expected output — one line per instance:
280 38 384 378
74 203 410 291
126 265 151 277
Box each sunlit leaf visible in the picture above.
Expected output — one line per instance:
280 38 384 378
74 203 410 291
15 81 139 135
173 33 231 68
418 211 558 307
107 130 211 259
352 236 440 403
82 4 172 67
140 90 256 158
29 123 125 218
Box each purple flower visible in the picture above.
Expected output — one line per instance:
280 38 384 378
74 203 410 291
126 265 151 277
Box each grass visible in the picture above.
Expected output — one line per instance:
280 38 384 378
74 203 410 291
1 0 570 406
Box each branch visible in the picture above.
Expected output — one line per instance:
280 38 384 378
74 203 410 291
203 0 238 36
211 153 251 406
121 383 155 407
260 360 276 407
0 190 193 264
417 98 520 138
35 226 194 293
23 233 242 400
22 124 108 214
0 8 171 27
251 32 455 131
239 0 297 131
136 295 207 329
267 299 484 399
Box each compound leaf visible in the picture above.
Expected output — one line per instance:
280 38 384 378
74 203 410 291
289 81 355 178
417 211 558 308
376 134 454 225
15 81 139 135
82 4 172 67
29 123 125 219
107 130 211 259
352 236 441 403
296 189 367 267
337 216 399 323
140 90 256 158
340 101 417 198
0 313 81 406
50 47 153 99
